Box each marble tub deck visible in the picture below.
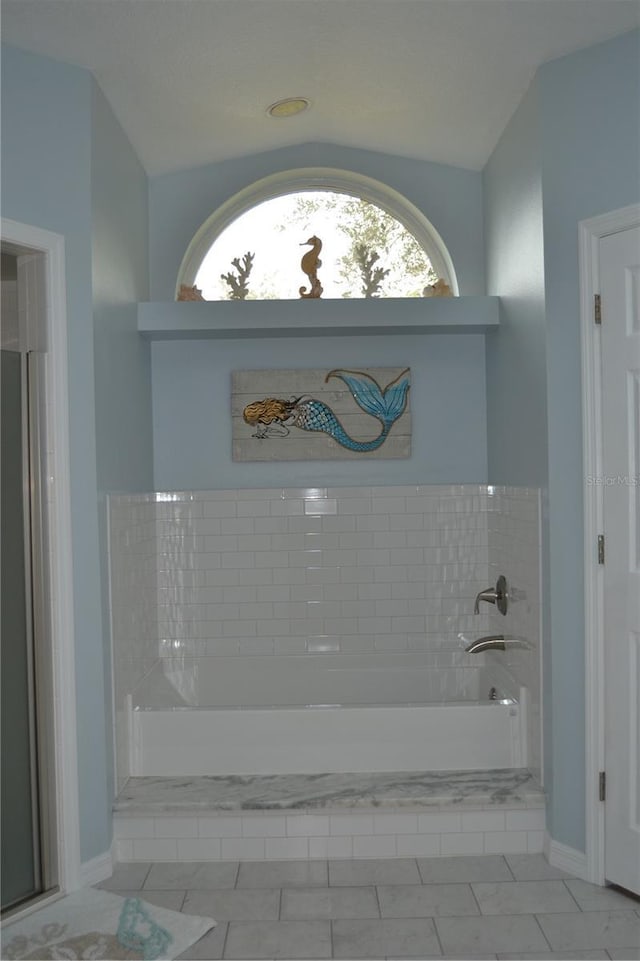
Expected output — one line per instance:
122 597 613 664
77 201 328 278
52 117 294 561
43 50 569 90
115 768 544 815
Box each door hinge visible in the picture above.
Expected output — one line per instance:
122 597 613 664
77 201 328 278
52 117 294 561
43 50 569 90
594 293 602 325
598 534 605 565
599 771 606 802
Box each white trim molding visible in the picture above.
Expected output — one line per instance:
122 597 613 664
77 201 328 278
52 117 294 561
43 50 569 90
579 203 640 887
79 851 113 888
176 166 459 298
1 218 81 893
544 833 589 881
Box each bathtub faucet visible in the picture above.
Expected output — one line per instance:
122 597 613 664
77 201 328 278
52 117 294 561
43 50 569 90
474 574 508 615
464 634 531 654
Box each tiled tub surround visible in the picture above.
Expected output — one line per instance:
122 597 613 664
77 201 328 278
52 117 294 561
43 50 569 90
109 496 160 793
129 655 526 776
109 484 543 861
485 487 542 782
109 486 540 745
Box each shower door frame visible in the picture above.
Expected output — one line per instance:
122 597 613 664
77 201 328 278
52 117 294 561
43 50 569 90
1 219 81 910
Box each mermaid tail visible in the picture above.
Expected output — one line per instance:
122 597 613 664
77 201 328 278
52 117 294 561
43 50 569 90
292 368 410 452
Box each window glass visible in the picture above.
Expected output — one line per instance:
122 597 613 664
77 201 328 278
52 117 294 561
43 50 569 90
194 191 438 300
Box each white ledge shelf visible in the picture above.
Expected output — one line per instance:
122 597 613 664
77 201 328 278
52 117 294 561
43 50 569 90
138 296 499 340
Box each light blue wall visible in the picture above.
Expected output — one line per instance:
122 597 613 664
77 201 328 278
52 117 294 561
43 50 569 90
91 82 153 811
538 28 640 852
2 44 154 863
92 82 152 493
152 334 488 490
1 44 111 860
482 78 552 820
483 81 547 488
149 142 485 300
148 142 488 490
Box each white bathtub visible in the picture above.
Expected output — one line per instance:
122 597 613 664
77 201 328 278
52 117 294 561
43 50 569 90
129 654 526 776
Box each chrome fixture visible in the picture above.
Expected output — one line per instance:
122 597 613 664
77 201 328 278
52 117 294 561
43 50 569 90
474 574 508 615
464 634 531 654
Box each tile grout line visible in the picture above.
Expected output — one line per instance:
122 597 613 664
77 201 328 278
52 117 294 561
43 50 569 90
561 876 585 912
468 878 484 917
373 882 383 920
220 919 231 960
431 912 446 957
532 911 554 952
503 854 517 881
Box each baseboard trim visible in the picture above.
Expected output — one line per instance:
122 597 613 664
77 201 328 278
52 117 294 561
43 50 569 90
545 832 589 880
78 850 113 888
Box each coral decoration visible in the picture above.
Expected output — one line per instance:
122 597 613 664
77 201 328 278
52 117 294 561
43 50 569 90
177 284 205 301
221 252 254 300
423 278 453 297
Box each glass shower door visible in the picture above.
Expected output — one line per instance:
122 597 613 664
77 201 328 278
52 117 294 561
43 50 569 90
1 348 42 910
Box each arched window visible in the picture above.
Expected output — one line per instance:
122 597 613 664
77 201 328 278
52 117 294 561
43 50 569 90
177 169 457 301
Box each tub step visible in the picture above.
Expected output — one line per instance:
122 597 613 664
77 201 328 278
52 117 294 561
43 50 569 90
113 768 545 862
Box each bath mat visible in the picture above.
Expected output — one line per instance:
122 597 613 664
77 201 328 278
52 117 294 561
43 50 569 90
1 886 215 960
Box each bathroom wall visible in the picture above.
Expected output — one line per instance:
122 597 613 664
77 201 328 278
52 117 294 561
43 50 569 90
537 27 640 854
151 334 488 491
109 483 541 778
148 142 485 301
1 43 112 862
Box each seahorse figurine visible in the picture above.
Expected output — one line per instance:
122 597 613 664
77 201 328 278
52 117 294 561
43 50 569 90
291 368 410 452
299 235 323 299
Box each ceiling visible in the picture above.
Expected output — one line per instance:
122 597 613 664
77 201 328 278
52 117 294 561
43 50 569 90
2 0 639 176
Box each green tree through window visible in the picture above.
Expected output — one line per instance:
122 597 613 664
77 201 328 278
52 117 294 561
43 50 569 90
194 191 438 300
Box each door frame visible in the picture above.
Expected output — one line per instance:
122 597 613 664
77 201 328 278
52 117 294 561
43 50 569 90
1 219 81 904
579 202 640 886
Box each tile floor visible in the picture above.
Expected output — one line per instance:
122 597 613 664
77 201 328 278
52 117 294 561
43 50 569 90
97 854 640 959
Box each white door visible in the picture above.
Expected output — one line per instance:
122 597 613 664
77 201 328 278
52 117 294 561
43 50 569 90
601 224 640 895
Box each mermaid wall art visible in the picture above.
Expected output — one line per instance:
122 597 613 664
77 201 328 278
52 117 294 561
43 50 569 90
232 367 411 462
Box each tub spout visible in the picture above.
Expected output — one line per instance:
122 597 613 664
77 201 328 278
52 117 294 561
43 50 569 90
464 634 531 654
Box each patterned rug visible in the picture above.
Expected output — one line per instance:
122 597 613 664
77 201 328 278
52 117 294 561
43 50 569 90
1 887 215 960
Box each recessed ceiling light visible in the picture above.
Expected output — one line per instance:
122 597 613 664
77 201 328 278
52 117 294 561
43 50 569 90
267 97 310 119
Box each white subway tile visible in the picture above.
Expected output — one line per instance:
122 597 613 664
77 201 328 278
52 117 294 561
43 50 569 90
527 830 545 853
353 835 397 858
304 498 337 515
132 838 178 860
265 837 309 859
309 835 354 858
198 816 243 837
505 809 546 832
373 814 418 835
177 838 221 860
154 817 198 838
221 837 265 859
113 839 134 861
330 814 375 836
441 833 484 856
461 811 506 833
114 817 155 839
483 831 529 854
287 815 330 837
242 816 287 837
417 813 463 834
396 834 441 857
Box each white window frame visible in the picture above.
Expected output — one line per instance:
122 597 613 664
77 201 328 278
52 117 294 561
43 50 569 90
176 167 458 298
